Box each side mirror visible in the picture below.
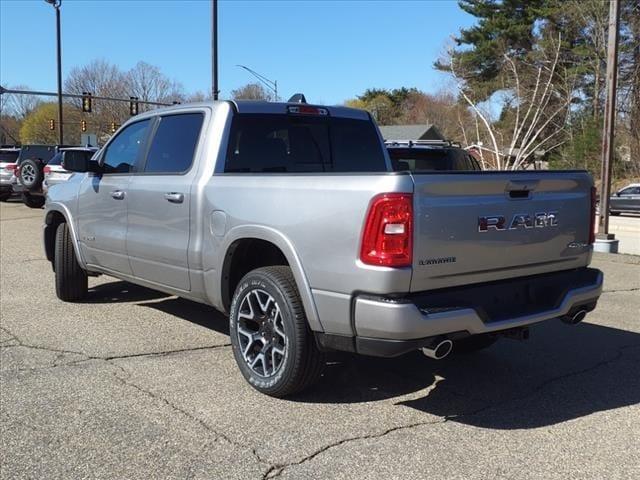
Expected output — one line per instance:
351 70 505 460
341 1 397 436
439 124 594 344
62 150 101 173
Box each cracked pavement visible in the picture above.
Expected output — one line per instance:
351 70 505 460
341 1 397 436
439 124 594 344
1 200 639 479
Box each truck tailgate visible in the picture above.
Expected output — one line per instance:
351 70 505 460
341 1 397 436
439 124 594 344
410 171 594 292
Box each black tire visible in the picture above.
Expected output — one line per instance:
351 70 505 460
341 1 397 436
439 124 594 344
22 193 45 209
54 222 88 301
18 158 44 190
229 266 324 397
454 334 498 354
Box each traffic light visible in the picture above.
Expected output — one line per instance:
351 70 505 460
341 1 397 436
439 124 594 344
81 120 87 132
49 119 55 131
81 92 92 113
129 96 139 116
110 122 118 133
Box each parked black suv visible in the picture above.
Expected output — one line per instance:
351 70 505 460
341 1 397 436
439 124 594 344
385 140 482 172
13 145 73 208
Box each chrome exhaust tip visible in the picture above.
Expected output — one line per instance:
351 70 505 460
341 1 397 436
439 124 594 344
561 309 588 325
421 339 453 360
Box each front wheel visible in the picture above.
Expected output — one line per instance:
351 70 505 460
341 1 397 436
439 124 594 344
229 266 324 397
22 193 45 209
55 222 88 301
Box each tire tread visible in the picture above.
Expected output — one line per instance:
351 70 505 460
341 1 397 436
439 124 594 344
55 223 88 301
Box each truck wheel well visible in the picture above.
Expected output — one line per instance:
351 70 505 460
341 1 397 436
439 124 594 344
222 239 289 311
44 211 66 265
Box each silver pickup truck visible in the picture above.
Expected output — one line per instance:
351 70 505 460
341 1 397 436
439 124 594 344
44 100 603 397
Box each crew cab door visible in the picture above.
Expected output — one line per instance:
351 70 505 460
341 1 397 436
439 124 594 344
77 119 152 274
125 112 205 291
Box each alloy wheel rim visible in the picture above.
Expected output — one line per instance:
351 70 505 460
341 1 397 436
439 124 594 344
22 164 36 184
236 289 287 378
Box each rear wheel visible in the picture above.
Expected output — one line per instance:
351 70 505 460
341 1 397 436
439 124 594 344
22 193 45 208
229 266 324 397
454 334 498 353
54 222 88 301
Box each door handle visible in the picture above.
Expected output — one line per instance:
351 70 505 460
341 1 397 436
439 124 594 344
164 192 184 203
110 190 125 200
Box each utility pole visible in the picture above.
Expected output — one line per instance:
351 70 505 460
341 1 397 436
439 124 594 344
45 0 64 144
212 0 219 100
595 0 620 253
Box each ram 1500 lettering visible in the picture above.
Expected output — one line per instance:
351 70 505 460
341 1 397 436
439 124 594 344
44 100 603 396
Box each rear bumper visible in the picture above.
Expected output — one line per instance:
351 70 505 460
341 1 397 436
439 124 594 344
333 268 603 357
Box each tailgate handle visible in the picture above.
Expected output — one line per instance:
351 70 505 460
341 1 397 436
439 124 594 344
506 180 538 199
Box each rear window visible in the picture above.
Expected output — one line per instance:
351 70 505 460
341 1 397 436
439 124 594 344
47 153 63 166
0 151 19 162
225 114 386 173
388 147 480 172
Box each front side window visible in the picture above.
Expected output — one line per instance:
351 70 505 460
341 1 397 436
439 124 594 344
619 187 640 196
102 120 151 174
144 113 204 174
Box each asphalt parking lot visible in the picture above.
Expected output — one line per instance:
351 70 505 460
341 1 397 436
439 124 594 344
1 199 639 479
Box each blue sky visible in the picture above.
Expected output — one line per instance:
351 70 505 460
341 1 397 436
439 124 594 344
1 0 475 104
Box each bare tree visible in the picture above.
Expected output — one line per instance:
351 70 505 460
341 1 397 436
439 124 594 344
126 61 184 111
231 83 271 101
447 34 576 170
65 59 130 136
1 84 41 119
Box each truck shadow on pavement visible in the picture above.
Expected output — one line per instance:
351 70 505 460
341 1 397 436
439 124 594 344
88 280 639 430
83 281 170 304
307 321 640 429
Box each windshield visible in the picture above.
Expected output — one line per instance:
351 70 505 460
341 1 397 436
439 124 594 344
225 114 387 173
388 147 480 172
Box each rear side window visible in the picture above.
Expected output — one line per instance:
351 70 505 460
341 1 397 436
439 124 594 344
144 113 204 174
225 114 386 173
102 120 151 174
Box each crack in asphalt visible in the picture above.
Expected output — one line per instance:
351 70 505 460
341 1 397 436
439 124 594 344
0 324 231 373
602 287 640 293
262 418 447 479
108 361 269 474
3 322 640 479
262 342 640 479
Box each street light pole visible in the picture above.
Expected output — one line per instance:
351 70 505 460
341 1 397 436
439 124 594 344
595 0 620 253
236 65 278 101
45 0 64 145
211 0 219 100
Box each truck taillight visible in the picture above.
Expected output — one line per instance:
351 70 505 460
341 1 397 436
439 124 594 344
360 193 413 267
589 186 596 244
5 163 17 172
43 166 51 174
